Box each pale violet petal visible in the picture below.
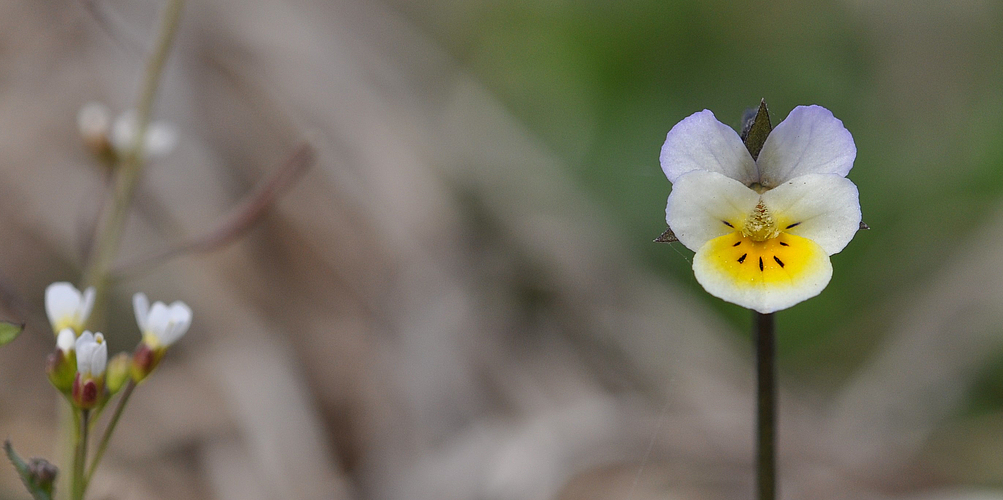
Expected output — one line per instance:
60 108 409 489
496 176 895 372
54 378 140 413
46 283 80 332
660 110 759 185
665 170 760 252
756 105 856 187
693 233 833 314
761 174 861 255
133 293 150 333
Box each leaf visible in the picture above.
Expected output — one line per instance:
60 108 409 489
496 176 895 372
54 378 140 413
4 440 56 500
741 99 772 161
0 320 24 347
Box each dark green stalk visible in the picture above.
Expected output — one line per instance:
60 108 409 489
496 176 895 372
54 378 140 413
755 311 776 500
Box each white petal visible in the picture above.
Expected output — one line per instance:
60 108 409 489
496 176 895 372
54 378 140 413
111 110 139 153
75 331 94 352
160 301 192 346
665 170 760 252
78 287 95 326
757 105 856 187
761 174 861 255
146 302 172 339
92 333 107 376
660 110 759 185
75 331 96 375
45 282 80 331
56 328 76 353
77 102 111 140
133 293 150 333
144 122 178 160
693 232 833 313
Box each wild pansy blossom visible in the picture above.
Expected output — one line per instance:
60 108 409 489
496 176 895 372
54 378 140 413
45 282 96 335
661 105 861 313
131 292 192 380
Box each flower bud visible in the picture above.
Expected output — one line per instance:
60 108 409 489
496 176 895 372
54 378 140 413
77 102 113 158
46 329 76 393
105 352 131 394
72 375 100 409
130 342 162 383
71 332 106 409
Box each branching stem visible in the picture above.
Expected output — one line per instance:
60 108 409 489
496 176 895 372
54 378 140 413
84 381 136 490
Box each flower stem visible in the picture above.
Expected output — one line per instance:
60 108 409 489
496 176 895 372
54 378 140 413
84 380 136 490
81 0 186 302
754 311 776 500
71 410 90 500
64 2 185 498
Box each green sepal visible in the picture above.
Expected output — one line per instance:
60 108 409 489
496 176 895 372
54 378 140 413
0 320 24 347
741 99 772 161
4 440 56 500
653 227 678 243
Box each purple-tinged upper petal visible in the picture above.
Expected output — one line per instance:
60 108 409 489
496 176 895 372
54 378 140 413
756 105 856 187
660 110 759 185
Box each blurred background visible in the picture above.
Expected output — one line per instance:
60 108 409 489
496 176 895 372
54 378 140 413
1 0 1003 498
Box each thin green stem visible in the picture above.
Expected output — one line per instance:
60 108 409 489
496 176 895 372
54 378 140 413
71 410 89 500
63 3 185 499
81 0 187 303
755 311 776 500
83 381 136 490
56 400 74 500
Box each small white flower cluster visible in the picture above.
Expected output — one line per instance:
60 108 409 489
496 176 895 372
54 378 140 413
77 102 178 161
44 282 192 407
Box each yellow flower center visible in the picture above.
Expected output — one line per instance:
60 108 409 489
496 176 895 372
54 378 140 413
700 231 826 287
741 201 780 242
699 199 826 289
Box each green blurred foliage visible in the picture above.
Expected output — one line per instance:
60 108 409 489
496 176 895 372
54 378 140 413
391 0 1003 395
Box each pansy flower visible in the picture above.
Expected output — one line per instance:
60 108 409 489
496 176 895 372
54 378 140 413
661 105 861 313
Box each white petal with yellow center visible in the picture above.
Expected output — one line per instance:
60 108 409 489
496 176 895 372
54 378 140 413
693 232 832 314
665 170 760 252
45 282 95 334
760 174 861 255
660 110 759 185
757 105 856 187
